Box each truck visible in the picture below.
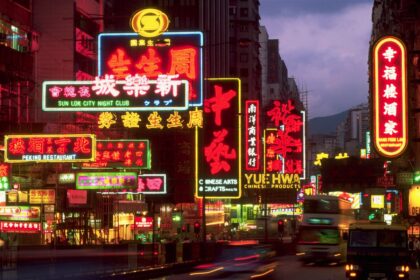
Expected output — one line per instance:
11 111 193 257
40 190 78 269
345 221 410 280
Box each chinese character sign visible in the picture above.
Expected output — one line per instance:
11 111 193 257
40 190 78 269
245 100 260 171
29 189 55 204
76 172 138 190
42 77 189 112
137 174 166 194
265 100 306 179
98 32 203 106
0 221 41 233
78 139 151 170
0 164 10 190
373 36 407 158
5 134 96 163
197 78 241 198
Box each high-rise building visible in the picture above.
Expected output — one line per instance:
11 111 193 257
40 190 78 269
33 0 107 125
0 1 35 129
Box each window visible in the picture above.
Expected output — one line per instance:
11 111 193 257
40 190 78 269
239 53 248 63
229 7 237 16
239 24 248 32
240 8 248 17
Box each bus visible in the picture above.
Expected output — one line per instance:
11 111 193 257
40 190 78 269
296 195 356 264
345 221 410 280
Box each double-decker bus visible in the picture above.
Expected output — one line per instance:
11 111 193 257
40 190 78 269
296 195 356 264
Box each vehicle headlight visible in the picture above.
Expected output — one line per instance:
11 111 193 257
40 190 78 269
345 264 359 271
395 265 409 272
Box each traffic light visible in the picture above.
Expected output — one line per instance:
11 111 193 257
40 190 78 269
277 220 284 233
194 221 201 234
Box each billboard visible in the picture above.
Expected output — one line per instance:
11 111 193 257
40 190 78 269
137 174 167 194
29 189 55 204
0 206 41 222
42 78 189 112
372 36 408 158
98 31 203 106
197 78 241 198
245 100 260 171
76 139 151 169
5 134 96 163
76 172 138 190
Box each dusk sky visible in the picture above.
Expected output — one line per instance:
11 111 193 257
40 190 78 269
260 0 373 118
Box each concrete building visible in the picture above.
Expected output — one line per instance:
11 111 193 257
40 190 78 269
33 0 107 125
0 1 35 129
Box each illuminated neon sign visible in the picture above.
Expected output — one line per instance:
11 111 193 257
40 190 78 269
42 76 189 111
29 189 55 204
245 100 260 171
137 174 167 194
130 9 170 38
76 139 151 170
0 221 41 233
96 108 203 130
373 36 407 158
197 78 241 198
265 100 306 179
0 163 10 190
98 32 203 106
5 134 96 163
0 206 41 222
76 172 138 190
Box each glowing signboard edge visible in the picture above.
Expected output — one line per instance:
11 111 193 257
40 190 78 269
372 36 408 158
195 78 242 199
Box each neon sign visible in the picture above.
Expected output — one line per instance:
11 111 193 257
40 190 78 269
0 163 10 190
0 221 41 233
42 76 189 111
134 216 153 229
0 206 41 222
76 139 151 170
265 100 306 179
98 32 203 106
29 189 55 204
137 174 167 194
373 36 407 158
197 78 241 198
96 108 203 130
76 172 138 190
5 134 96 163
130 9 170 38
245 100 260 171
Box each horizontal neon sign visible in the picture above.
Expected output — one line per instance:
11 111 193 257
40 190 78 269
76 172 138 190
98 32 203 106
76 139 151 170
0 221 41 233
137 174 167 194
0 206 41 222
42 76 189 112
5 134 96 163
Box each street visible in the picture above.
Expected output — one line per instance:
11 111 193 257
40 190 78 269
152 255 420 280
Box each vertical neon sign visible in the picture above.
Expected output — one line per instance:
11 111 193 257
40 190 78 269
196 78 241 198
373 36 407 158
245 100 260 171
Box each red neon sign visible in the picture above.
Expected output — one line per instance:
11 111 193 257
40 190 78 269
0 221 41 233
79 140 151 169
373 36 407 158
245 100 260 171
265 100 304 177
5 134 96 163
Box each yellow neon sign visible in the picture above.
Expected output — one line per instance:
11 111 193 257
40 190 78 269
130 9 170 38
